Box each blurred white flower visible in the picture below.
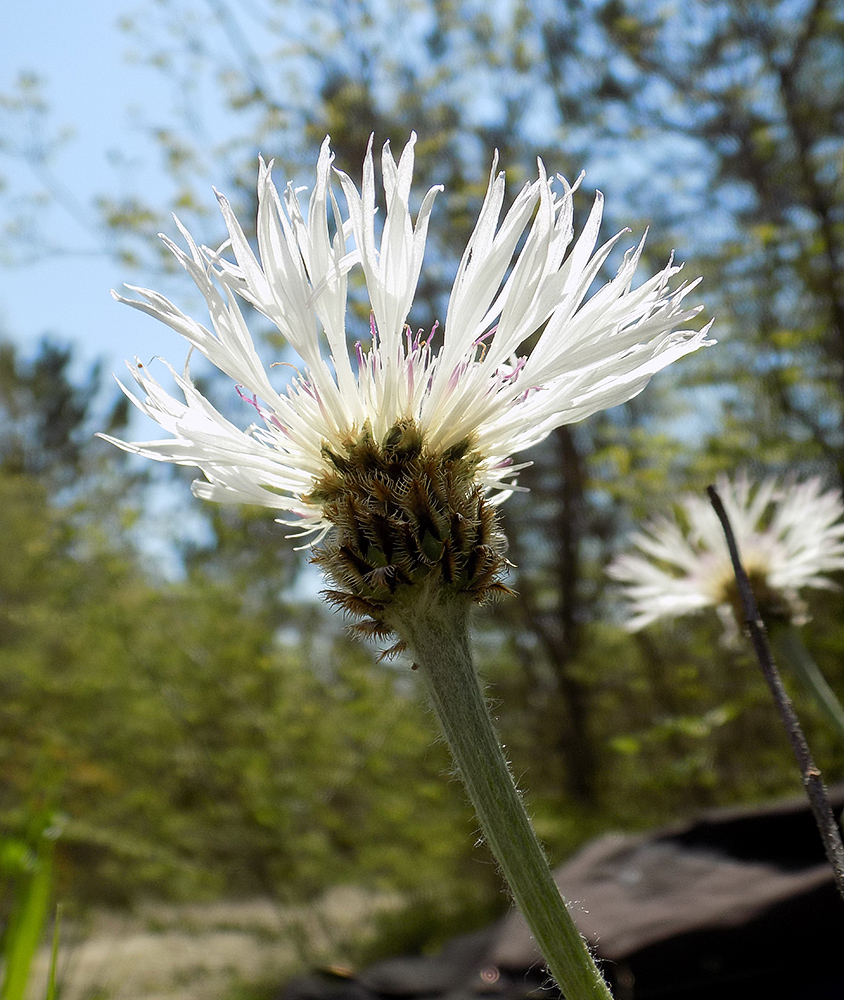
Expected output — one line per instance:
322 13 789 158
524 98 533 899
101 134 711 545
609 474 844 631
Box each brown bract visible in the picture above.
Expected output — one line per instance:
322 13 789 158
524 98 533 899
721 568 799 632
307 419 514 658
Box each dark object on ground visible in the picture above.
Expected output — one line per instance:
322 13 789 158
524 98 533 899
279 786 844 1000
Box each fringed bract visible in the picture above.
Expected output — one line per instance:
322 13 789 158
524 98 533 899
308 419 513 657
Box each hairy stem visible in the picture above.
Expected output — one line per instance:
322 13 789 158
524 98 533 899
396 594 613 1000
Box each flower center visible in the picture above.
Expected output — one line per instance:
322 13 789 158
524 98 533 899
720 568 795 629
306 418 513 657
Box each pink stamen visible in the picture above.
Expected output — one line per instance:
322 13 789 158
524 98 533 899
447 362 467 392
473 325 498 348
236 384 263 415
310 383 333 425
409 322 438 352
500 356 527 383
517 384 543 404
236 384 288 435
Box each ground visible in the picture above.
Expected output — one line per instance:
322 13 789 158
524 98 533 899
29 888 403 1000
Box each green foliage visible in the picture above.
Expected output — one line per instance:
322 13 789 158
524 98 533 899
0 341 493 928
0 463 486 906
0 813 59 1000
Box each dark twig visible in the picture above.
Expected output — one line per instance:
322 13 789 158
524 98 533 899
707 485 844 902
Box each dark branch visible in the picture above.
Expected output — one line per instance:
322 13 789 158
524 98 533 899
707 484 844 903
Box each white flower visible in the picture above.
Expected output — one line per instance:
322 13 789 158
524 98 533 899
101 133 712 544
608 474 844 631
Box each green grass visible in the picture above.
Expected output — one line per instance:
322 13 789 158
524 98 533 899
1 820 61 1000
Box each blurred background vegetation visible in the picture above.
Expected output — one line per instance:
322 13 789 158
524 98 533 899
2 0 844 994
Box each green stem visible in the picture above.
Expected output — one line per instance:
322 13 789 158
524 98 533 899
773 625 844 745
396 595 613 1000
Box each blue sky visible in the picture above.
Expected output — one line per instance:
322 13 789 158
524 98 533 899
0 2 188 377
0 1 669 382
1 2 718 411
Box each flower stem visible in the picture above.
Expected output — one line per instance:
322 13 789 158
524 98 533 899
773 626 844 745
397 596 613 1000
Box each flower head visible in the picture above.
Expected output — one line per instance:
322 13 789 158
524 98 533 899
608 474 844 632
102 134 711 649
